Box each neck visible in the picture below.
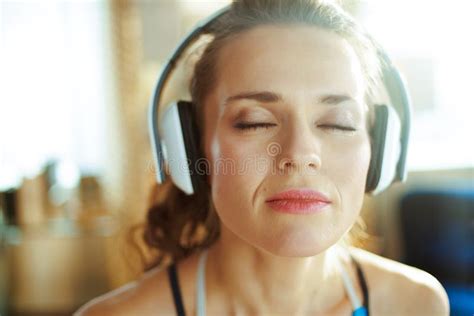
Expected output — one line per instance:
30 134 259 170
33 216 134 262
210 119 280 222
205 227 348 315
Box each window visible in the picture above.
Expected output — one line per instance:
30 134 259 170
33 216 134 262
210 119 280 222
357 0 474 170
0 1 110 189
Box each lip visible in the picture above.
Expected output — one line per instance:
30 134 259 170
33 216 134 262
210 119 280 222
265 188 331 214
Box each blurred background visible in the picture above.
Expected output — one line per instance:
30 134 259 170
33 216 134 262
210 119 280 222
0 0 473 315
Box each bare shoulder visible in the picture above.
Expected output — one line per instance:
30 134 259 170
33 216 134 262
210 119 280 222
347 246 450 315
73 265 176 316
74 252 201 316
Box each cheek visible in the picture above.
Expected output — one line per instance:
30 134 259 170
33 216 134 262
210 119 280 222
206 131 269 219
325 135 371 212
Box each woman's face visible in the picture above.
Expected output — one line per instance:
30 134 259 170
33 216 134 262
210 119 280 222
202 25 371 256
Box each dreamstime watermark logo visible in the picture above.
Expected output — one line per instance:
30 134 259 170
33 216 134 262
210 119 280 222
266 142 282 157
146 141 318 178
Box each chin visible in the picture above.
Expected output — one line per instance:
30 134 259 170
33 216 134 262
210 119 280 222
256 228 341 257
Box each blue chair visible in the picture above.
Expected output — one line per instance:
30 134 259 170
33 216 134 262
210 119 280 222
399 188 474 315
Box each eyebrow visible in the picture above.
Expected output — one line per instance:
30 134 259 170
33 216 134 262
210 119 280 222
223 91 359 107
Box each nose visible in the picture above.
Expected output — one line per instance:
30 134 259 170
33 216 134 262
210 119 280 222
275 120 322 173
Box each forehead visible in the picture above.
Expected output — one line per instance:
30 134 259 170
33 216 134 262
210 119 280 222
213 24 366 106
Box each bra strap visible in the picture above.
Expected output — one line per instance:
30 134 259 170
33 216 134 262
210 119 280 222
196 250 208 316
353 306 369 316
335 255 364 310
335 246 370 316
167 263 187 316
350 255 370 312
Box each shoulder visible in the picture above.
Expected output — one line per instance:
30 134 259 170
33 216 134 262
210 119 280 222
74 252 201 316
73 265 175 316
347 246 449 315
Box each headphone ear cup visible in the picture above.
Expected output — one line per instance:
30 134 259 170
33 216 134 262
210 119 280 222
366 105 387 193
366 104 402 195
176 101 208 194
160 101 206 195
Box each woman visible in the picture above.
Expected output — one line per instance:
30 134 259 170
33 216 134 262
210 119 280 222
76 0 449 315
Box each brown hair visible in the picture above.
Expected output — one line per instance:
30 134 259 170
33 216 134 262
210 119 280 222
140 0 381 270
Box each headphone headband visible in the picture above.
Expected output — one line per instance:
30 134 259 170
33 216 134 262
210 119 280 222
148 4 411 194
148 6 229 183
377 50 411 182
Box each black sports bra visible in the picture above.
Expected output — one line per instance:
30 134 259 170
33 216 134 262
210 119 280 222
167 253 370 316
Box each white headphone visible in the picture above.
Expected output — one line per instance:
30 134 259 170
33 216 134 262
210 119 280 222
148 5 411 196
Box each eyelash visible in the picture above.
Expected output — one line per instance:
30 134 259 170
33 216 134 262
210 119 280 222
234 122 276 130
234 122 356 132
319 124 357 132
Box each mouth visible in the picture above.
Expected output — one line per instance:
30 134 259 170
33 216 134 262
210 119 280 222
265 188 332 214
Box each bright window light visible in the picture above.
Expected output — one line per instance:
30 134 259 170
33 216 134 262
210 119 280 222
359 0 474 170
0 1 109 189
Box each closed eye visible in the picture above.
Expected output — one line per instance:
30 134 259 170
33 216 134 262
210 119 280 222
234 122 276 130
234 122 356 132
318 124 357 132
